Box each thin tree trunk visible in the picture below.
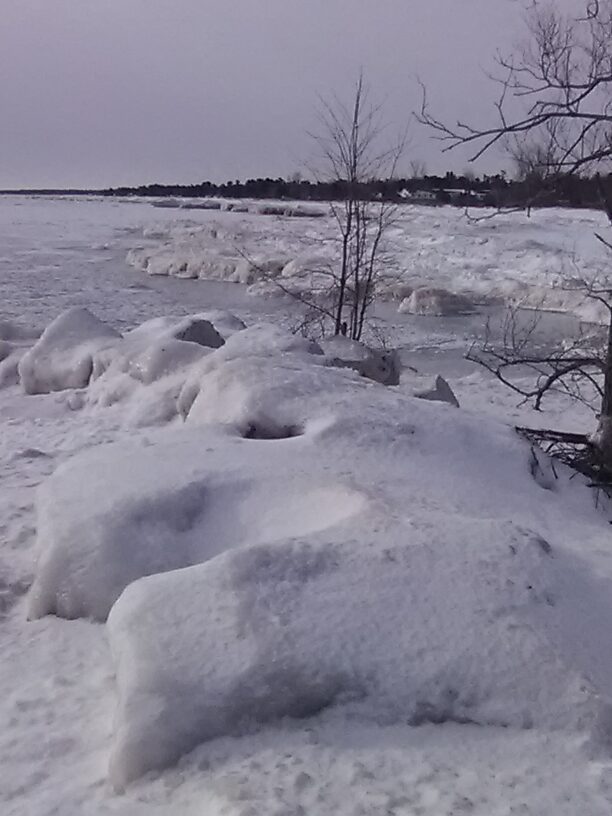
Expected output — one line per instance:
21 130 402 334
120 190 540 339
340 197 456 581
335 199 353 335
335 231 349 335
591 177 612 465
593 310 612 465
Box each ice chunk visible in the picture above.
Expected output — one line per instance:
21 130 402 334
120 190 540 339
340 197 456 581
399 287 473 316
321 336 401 386
126 316 225 349
0 348 24 388
18 307 120 394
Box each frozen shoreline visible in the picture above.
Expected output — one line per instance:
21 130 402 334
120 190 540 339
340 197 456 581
1 195 611 815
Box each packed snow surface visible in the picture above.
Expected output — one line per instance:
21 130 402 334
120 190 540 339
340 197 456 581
3 195 612 815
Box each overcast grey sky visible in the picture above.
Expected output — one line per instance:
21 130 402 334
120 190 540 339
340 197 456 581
0 0 562 188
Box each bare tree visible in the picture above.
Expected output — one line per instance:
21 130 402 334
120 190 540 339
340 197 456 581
467 304 606 415
506 119 566 213
419 1 612 175
418 0 612 468
409 158 427 179
311 72 407 341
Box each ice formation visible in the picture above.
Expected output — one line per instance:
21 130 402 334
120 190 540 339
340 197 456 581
21 313 612 788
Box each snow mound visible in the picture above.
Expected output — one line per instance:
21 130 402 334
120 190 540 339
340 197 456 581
399 287 474 316
18 307 120 394
26 318 612 786
180 357 347 436
27 428 368 622
86 336 211 427
107 522 612 787
83 313 244 425
177 334 366 436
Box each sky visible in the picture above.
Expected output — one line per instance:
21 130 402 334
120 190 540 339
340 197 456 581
0 0 572 189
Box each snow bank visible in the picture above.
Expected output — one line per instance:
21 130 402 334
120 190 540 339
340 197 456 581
107 521 611 787
18 307 120 394
25 310 612 787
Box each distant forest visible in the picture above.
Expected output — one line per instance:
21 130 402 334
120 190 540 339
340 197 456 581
2 170 611 211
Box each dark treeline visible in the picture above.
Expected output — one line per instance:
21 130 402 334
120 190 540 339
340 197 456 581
2 170 611 211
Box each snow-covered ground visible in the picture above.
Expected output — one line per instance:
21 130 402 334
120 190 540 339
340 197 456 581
1 195 612 816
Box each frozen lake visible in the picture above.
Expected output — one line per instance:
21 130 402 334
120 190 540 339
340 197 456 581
0 194 588 377
0 195 278 330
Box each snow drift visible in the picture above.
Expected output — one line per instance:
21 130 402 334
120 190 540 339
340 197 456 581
22 310 612 789
107 522 611 787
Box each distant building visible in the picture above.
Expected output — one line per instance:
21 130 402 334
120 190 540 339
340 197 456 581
399 189 438 203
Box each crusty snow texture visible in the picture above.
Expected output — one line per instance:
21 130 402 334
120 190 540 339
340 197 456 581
25 312 612 788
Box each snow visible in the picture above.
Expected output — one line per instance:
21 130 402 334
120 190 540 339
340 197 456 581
125 203 612 322
18 307 120 394
3 195 612 815
107 520 608 788
27 420 367 622
25 320 612 788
